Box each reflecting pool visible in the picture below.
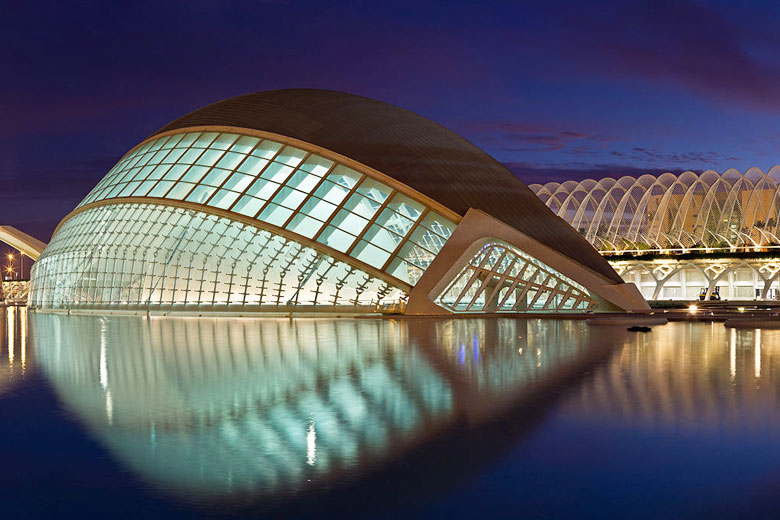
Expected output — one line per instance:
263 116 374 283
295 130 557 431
4 313 780 518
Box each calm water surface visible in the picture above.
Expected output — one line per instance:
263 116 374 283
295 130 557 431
1 309 780 518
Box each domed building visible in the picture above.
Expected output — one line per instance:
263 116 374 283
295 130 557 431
29 89 647 314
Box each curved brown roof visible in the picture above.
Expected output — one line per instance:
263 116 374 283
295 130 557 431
153 89 622 283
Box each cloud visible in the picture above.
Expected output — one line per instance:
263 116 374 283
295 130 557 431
457 120 613 153
628 147 735 164
504 161 696 185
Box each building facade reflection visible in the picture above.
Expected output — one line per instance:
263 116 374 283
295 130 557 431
569 322 780 432
0 306 29 396
29 314 617 504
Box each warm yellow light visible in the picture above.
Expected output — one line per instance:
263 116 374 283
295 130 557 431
738 307 746 312
7 254 12 261
688 304 698 312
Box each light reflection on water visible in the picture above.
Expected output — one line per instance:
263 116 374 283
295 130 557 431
4 314 780 516
0 306 28 396
27 314 621 507
569 323 780 433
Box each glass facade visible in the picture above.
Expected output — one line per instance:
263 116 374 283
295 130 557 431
78 130 456 286
30 203 407 312
435 241 597 313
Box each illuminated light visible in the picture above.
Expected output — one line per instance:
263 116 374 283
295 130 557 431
105 390 113 425
688 304 698 312
738 307 746 312
20 307 26 371
99 339 108 390
755 329 761 379
730 327 736 379
306 418 316 466
6 307 13 366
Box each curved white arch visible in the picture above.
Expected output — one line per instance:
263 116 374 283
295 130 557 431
534 168 780 253
0 226 46 260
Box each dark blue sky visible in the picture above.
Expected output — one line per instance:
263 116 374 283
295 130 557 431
3 0 780 240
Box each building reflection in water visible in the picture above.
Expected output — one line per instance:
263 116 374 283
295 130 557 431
0 306 29 396
569 322 780 433
29 314 619 504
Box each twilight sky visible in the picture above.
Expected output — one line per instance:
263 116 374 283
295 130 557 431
3 0 780 240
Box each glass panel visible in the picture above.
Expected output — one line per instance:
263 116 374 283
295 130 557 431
285 170 320 194
257 203 293 227
161 133 184 149
162 148 186 164
195 149 224 167
146 164 172 180
162 164 190 181
375 208 415 237
353 240 391 268
234 156 267 176
287 214 324 239
222 172 254 193
211 134 236 150
186 185 217 204
210 189 241 210
299 197 337 221
233 196 266 218
230 135 260 154
299 155 334 176
387 193 424 221
166 182 194 200
356 178 391 204
387 257 424 285
132 180 158 197
260 162 294 184
148 136 168 151
252 140 283 159
275 145 307 167
271 187 307 210
409 225 448 254
245 178 279 200
317 226 356 252
313 180 351 206
201 168 231 187
192 132 218 148
419 212 455 238
329 165 362 189
148 181 175 198
176 132 201 148
344 193 382 220
215 151 246 170
181 165 210 183
330 209 369 236
362 224 401 253
118 181 141 197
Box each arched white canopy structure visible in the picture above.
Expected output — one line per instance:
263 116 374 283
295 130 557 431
530 167 780 253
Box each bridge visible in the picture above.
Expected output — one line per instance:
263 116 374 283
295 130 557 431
0 226 46 306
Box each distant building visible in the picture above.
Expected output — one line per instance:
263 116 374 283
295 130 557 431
29 90 646 314
531 170 780 300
